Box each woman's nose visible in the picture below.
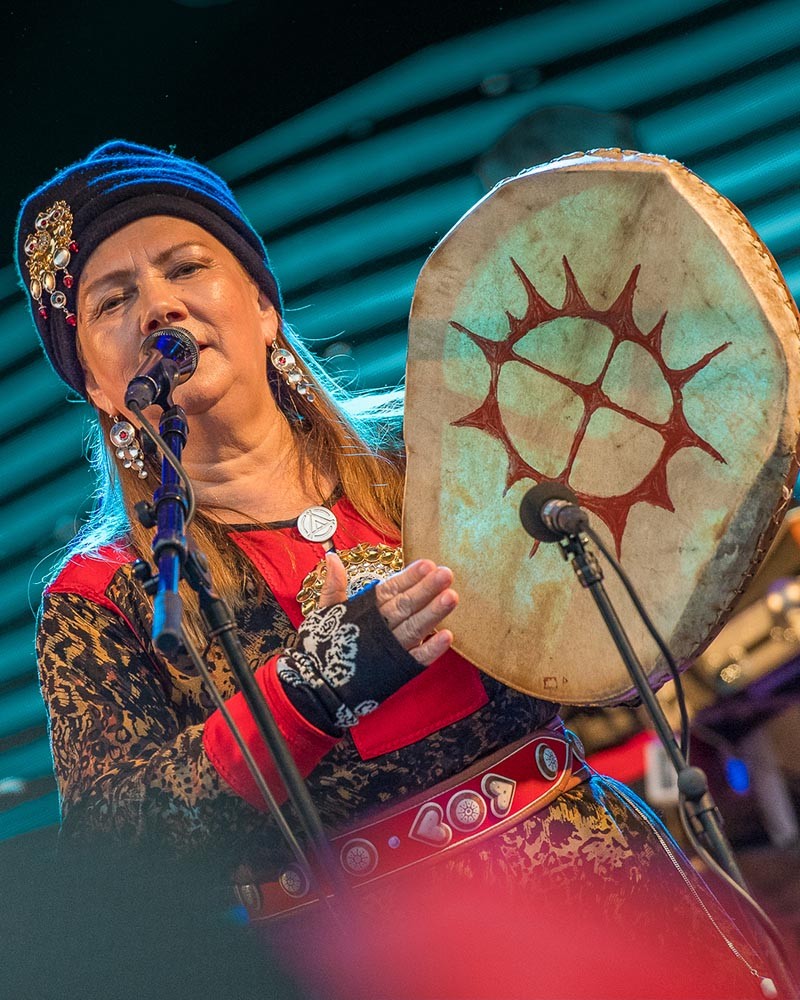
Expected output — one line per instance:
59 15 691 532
139 282 189 335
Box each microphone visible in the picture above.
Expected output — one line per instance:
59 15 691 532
124 326 200 410
519 482 590 542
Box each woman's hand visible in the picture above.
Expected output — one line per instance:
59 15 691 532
277 553 457 734
319 552 457 666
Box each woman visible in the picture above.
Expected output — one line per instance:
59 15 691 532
16 141 789 997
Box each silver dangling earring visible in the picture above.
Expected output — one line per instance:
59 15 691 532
109 419 148 479
270 344 317 402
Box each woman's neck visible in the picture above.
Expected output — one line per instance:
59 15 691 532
177 402 335 524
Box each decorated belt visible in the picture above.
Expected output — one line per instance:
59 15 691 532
236 722 590 921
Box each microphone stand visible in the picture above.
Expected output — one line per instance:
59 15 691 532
558 530 747 890
149 403 189 658
134 396 347 908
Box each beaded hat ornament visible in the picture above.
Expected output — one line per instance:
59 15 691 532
23 200 78 327
15 140 283 399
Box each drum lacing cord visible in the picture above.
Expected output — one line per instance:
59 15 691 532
611 780 782 998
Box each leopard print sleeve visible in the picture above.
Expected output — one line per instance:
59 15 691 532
36 589 267 852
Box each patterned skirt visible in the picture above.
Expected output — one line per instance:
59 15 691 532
266 775 795 1000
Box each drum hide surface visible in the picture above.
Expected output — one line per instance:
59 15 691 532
404 150 800 706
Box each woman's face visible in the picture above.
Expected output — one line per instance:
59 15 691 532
76 215 279 419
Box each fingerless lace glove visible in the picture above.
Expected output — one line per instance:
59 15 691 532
276 585 425 735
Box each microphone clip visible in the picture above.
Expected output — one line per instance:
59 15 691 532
558 531 604 588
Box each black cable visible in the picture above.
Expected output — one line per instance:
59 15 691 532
677 790 792 971
181 626 345 927
585 525 690 760
128 400 347 921
127 400 197 528
181 629 311 867
584 526 792 973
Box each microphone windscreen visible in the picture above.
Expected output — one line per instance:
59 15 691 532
140 326 199 376
519 481 580 542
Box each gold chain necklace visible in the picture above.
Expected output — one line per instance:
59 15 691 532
296 543 404 617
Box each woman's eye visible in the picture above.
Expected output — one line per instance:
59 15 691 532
172 261 204 278
98 294 126 314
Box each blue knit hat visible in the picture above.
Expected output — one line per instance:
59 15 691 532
15 140 282 398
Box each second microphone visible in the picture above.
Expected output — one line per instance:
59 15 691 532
519 482 590 542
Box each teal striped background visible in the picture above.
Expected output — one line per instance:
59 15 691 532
2 0 798 839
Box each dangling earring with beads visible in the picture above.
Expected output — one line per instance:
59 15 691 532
270 344 317 402
109 419 148 479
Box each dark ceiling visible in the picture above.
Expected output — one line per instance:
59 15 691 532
1 0 564 251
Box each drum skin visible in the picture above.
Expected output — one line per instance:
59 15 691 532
403 150 800 706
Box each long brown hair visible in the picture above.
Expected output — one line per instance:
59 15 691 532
70 319 406 648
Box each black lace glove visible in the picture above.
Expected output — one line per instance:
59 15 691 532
276 585 425 735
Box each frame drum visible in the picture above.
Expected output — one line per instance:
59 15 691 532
403 150 800 706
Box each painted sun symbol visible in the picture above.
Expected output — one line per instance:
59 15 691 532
451 256 730 557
